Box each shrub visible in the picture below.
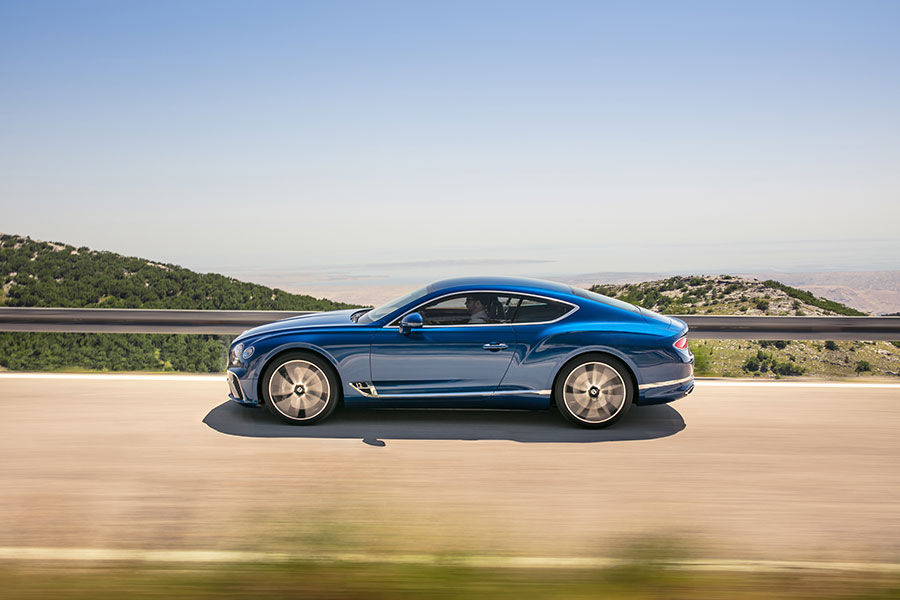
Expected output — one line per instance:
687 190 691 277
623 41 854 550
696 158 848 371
773 362 804 376
690 342 713 376
759 340 787 349
755 299 769 311
824 341 838 351
742 349 805 377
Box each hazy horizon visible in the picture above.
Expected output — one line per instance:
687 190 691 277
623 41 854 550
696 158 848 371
10 227 900 312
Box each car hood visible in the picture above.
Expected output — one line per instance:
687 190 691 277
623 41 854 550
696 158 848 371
234 309 359 341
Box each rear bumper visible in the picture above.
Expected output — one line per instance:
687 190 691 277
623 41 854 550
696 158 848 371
636 370 694 406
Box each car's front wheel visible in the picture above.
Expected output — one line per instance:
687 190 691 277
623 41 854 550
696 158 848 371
555 354 633 428
262 352 340 425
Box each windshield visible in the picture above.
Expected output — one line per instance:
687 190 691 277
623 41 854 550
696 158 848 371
357 286 431 324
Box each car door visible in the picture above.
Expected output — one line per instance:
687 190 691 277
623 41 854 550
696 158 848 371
495 293 580 394
369 292 517 397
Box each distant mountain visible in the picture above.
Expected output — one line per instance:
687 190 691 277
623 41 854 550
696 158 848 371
591 274 867 316
591 275 900 380
739 271 900 316
0 233 357 373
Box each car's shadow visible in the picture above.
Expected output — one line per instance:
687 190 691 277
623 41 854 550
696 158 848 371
202 402 685 444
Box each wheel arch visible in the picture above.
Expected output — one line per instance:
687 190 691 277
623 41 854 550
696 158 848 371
256 345 345 407
549 350 639 406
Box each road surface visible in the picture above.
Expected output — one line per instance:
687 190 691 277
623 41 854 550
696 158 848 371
1 374 898 562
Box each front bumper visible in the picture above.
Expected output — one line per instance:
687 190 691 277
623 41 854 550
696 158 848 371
227 369 260 406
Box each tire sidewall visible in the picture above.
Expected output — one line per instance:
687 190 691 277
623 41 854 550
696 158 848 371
554 353 634 428
262 351 340 425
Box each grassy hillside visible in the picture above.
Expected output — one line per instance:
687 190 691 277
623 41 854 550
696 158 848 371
0 233 357 373
591 275 900 379
2 236 897 378
0 233 352 310
591 274 866 316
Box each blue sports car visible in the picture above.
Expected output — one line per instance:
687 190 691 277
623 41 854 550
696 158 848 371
226 277 694 428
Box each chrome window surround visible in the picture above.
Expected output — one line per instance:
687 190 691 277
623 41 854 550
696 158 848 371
384 290 579 329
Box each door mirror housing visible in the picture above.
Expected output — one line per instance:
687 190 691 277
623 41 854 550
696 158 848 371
399 312 424 334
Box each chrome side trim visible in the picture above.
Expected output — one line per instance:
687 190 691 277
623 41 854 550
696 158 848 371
493 389 552 396
365 390 494 399
346 386 551 399
383 289 579 329
638 375 694 391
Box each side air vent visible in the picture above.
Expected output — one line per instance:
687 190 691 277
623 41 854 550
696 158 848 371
350 382 378 397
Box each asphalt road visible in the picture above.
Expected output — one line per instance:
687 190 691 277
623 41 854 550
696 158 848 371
1 375 899 562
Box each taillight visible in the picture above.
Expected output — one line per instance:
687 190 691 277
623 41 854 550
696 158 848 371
674 336 688 350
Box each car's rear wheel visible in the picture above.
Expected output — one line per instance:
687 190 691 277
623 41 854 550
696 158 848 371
262 352 340 425
555 354 633 428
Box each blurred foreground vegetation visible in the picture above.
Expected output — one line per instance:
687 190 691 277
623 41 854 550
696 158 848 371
2 560 898 599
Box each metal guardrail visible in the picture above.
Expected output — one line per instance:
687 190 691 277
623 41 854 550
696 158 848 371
0 307 899 340
679 315 900 341
0 308 316 334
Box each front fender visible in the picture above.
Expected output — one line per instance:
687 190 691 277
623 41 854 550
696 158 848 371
242 330 373 396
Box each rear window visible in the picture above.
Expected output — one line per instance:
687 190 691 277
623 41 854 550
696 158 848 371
509 296 574 323
570 286 639 313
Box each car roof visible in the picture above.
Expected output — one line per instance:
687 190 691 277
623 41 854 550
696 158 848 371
428 276 573 296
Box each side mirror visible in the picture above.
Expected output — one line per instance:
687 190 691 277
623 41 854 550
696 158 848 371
399 312 424 334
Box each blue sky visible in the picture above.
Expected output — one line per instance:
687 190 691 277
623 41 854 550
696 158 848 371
2 1 898 288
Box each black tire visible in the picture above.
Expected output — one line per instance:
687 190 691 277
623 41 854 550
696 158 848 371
554 354 634 428
261 351 341 425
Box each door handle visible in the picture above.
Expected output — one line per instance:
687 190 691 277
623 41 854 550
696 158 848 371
482 343 508 351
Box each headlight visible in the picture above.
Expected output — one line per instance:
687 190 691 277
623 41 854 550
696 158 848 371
229 343 255 366
230 343 244 366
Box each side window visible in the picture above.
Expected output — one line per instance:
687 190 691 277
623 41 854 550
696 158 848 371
411 294 517 326
510 296 573 323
